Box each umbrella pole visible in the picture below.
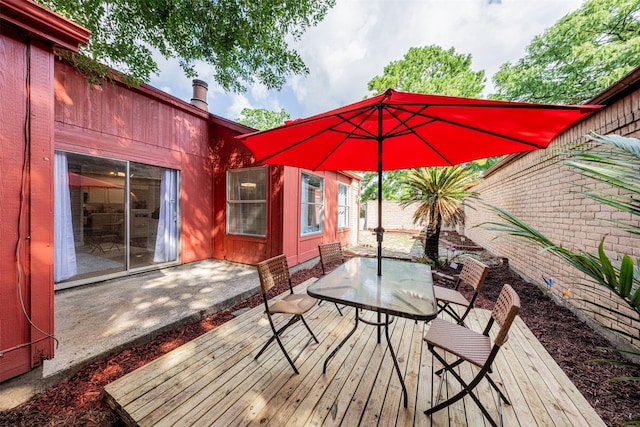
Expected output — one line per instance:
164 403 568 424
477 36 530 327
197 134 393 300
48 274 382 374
376 115 383 343
376 106 384 277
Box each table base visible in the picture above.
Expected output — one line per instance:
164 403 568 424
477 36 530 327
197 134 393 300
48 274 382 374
323 309 409 408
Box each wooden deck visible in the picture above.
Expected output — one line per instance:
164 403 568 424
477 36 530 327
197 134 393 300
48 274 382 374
104 279 605 427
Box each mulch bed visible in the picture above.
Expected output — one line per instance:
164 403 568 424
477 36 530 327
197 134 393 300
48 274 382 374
1 253 639 426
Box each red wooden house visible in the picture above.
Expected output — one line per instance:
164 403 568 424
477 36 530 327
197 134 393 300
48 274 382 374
0 0 360 382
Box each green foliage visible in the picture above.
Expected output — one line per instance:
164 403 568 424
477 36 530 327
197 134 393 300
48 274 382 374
367 45 485 97
360 170 411 203
399 166 480 264
236 108 291 131
482 133 640 407
567 133 640 236
492 0 640 104
465 156 504 174
37 0 335 90
360 45 487 206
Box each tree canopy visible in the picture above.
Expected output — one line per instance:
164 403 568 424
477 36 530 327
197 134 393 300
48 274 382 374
362 45 487 203
367 45 486 96
491 0 640 104
38 0 335 90
236 108 291 131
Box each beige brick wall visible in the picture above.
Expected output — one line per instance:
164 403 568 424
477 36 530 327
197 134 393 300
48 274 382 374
365 200 423 232
464 91 640 350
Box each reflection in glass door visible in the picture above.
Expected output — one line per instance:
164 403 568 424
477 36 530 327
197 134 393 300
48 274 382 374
54 151 179 288
128 164 179 268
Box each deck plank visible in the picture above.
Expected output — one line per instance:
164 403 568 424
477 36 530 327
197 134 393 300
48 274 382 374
104 281 606 427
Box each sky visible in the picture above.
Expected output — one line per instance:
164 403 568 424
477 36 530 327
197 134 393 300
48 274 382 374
149 0 584 124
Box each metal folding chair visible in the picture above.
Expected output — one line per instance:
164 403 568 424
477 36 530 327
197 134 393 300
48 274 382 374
433 257 489 326
255 254 318 374
424 283 521 427
318 242 346 316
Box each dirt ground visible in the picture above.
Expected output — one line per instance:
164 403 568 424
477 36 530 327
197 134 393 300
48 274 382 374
1 233 639 426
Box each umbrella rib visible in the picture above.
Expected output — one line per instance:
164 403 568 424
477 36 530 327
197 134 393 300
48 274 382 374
255 127 332 163
385 101 592 111
311 108 380 170
390 104 548 148
384 106 455 166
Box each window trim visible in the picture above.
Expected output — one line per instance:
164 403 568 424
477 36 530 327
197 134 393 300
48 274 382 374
337 183 350 230
54 150 181 290
300 172 324 236
226 166 268 238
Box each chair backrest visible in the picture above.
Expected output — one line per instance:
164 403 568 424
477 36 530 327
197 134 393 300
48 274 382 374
256 254 292 295
457 257 489 292
490 284 521 346
318 242 343 274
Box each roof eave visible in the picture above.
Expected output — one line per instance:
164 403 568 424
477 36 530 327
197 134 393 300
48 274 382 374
0 0 90 51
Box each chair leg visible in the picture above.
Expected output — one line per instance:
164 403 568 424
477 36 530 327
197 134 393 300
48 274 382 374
426 348 502 427
300 315 319 344
256 313 304 374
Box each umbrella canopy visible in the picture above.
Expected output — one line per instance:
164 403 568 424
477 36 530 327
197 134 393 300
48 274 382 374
237 89 602 274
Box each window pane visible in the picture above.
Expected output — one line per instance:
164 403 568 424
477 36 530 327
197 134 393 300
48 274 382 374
228 168 266 201
129 163 179 268
54 152 180 287
301 173 324 235
228 203 267 235
338 184 350 229
227 167 267 236
57 152 127 283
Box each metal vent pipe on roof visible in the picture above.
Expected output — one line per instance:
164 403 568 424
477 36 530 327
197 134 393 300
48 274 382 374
190 79 208 111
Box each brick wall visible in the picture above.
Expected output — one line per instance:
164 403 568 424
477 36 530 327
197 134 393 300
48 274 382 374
464 89 640 350
364 200 423 232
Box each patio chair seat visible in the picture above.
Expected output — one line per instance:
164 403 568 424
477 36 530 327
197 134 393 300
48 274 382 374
433 286 471 309
433 257 489 326
270 293 317 315
424 284 520 427
255 254 318 375
425 318 491 368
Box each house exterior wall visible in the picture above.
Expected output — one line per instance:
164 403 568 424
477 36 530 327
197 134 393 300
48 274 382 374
211 122 286 264
0 0 360 384
282 168 360 266
464 84 640 349
53 61 215 264
0 0 90 382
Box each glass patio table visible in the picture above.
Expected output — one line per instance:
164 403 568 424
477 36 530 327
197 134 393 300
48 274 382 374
307 257 437 407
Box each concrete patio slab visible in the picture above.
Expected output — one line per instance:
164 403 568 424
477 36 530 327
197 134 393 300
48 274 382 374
0 259 261 410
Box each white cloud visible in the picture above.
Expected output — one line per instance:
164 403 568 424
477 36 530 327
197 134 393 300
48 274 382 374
150 0 583 120
226 93 253 120
284 0 582 117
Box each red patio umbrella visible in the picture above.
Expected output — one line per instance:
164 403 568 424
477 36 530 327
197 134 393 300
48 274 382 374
68 171 123 188
237 89 602 275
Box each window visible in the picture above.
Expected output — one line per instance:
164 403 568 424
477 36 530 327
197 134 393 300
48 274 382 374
227 167 267 236
54 151 180 288
338 183 350 229
301 173 324 235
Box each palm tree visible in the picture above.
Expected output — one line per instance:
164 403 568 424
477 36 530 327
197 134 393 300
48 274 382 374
399 165 480 265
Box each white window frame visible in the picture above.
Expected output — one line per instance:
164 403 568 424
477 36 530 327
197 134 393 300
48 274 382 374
337 183 350 229
301 172 324 236
226 166 267 237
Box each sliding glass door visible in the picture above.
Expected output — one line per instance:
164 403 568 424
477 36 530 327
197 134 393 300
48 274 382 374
54 151 179 288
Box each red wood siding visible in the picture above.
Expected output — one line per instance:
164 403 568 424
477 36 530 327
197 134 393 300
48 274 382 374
0 28 55 382
283 168 356 266
211 124 285 264
53 62 213 263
